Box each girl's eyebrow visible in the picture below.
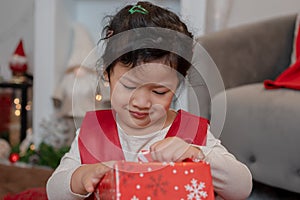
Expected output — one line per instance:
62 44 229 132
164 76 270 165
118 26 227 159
120 76 138 84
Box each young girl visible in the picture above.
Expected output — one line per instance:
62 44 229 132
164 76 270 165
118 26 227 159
47 1 252 199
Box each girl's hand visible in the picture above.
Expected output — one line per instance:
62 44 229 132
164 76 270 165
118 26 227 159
150 137 204 162
71 161 115 195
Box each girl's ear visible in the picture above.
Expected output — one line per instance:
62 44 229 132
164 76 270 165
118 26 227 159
102 71 109 82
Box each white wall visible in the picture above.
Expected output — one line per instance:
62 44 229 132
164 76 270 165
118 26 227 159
227 0 300 28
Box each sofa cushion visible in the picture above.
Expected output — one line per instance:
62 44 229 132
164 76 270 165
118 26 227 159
211 83 300 193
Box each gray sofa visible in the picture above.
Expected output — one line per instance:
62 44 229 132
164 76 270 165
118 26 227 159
188 14 300 194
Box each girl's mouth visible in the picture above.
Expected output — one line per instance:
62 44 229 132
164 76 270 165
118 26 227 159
129 110 149 119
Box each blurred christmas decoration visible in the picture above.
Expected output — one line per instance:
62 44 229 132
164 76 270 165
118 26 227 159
19 128 33 155
9 39 28 83
9 152 20 163
9 95 22 146
7 116 72 168
39 115 73 149
10 142 69 169
52 22 110 124
0 138 11 159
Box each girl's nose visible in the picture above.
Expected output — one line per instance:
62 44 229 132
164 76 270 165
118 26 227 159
130 88 151 109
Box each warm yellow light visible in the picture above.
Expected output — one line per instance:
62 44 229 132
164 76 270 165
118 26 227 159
16 104 21 110
15 110 21 116
30 144 35 151
26 105 31 111
14 98 20 104
95 94 102 101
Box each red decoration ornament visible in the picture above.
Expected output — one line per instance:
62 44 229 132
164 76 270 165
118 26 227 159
9 153 20 163
9 39 28 73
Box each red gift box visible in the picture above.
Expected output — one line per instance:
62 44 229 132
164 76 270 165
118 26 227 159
96 161 214 200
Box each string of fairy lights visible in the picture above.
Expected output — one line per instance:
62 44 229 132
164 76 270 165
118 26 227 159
12 97 31 117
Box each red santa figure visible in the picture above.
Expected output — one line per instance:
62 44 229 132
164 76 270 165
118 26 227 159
9 39 28 81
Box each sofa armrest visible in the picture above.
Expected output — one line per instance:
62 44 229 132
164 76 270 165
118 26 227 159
196 14 296 89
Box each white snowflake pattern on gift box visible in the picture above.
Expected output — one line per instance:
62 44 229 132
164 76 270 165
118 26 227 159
185 178 208 200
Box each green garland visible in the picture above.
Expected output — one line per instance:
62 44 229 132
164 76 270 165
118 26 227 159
11 142 70 169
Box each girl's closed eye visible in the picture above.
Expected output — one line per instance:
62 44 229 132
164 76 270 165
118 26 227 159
121 82 136 90
153 89 170 95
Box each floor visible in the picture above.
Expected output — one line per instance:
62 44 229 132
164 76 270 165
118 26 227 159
248 181 300 200
0 162 53 199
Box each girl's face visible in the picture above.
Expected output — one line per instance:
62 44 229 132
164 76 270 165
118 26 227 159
108 61 179 135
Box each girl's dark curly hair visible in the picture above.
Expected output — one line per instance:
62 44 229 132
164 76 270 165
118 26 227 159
101 1 194 80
